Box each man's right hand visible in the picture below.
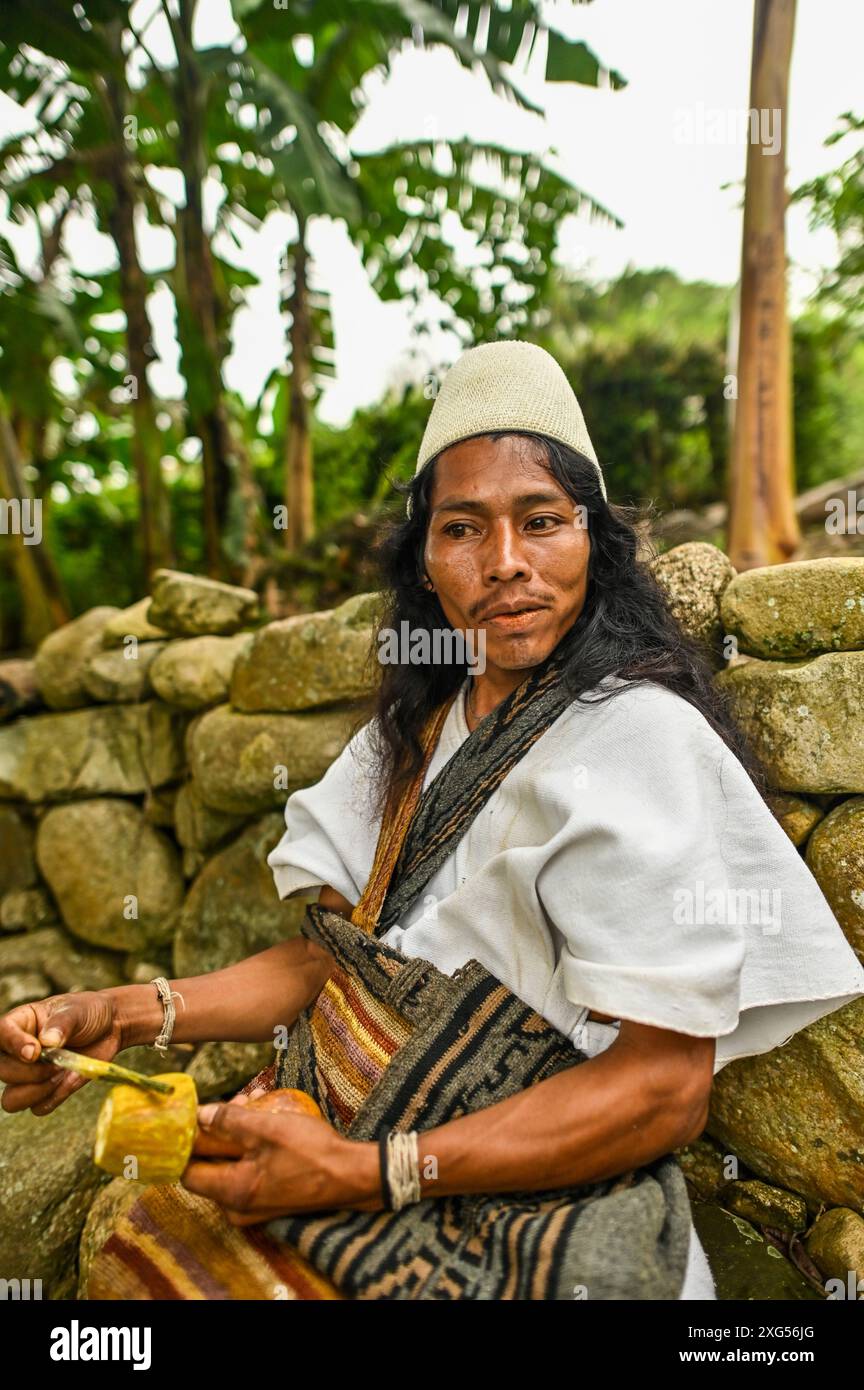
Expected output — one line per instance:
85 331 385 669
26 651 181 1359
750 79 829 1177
0 991 124 1116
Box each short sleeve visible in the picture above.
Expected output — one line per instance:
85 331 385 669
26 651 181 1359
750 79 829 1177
535 684 864 1064
266 720 381 906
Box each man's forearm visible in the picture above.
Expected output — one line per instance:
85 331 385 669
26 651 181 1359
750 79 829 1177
108 938 334 1049
408 1031 710 1200
338 1031 710 1212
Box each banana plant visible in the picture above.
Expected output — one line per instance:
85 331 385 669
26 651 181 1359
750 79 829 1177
0 0 175 583
226 0 626 546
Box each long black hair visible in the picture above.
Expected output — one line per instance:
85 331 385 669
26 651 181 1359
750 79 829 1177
346 431 773 822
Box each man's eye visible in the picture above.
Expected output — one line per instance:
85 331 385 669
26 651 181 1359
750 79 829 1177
444 517 560 537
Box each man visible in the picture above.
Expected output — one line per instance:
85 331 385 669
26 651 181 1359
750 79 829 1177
3 342 862 1301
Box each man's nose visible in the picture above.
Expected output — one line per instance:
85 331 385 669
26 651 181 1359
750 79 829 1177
480 522 532 580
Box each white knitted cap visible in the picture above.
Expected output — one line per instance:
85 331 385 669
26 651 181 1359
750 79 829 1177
410 340 606 514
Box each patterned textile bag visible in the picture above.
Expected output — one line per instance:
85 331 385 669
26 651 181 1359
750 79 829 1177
87 652 693 1300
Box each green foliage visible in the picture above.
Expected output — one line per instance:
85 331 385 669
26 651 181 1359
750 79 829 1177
792 112 864 329
306 389 432 520
536 269 732 507
792 313 864 491
50 489 139 613
1 7 863 645
355 140 621 343
4 257 864 637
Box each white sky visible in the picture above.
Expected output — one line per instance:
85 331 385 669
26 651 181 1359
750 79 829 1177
0 0 861 426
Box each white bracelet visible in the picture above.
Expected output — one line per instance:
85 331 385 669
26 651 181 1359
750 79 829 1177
151 976 185 1054
387 1130 422 1210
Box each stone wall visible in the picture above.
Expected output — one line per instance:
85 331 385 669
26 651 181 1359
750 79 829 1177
1 551 863 1300
0 568 383 995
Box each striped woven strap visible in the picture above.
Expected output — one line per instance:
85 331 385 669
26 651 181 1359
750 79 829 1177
350 693 457 936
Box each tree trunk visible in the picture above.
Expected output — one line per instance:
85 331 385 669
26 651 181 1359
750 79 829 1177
233 431 270 589
171 0 234 577
284 222 315 550
0 401 69 646
0 201 74 645
98 58 172 585
727 0 800 570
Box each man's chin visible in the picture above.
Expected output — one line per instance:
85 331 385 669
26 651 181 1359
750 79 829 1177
483 632 558 671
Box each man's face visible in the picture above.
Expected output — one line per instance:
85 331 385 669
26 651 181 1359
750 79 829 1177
422 434 591 680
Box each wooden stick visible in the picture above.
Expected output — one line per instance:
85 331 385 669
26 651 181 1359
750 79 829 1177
42 1047 173 1095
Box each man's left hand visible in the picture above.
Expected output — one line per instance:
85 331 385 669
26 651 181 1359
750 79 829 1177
181 1098 382 1226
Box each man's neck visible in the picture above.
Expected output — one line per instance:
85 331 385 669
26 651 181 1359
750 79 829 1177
466 667 537 728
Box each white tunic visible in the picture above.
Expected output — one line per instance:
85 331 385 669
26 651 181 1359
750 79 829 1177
267 672 864 1299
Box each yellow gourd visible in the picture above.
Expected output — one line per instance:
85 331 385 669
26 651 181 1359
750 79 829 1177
92 1079 324 1183
93 1073 198 1184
